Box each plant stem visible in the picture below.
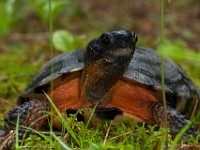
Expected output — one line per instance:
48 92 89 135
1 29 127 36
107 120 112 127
160 0 168 148
48 0 54 148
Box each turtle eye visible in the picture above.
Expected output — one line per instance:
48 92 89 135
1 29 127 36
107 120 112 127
101 34 112 45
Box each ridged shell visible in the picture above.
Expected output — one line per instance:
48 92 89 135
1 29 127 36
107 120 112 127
19 47 200 116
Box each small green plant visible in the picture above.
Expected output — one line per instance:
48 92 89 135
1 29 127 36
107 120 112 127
53 30 85 52
158 39 200 65
30 0 76 24
157 39 200 88
0 0 17 37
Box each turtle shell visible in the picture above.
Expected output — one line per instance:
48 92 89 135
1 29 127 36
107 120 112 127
18 47 200 119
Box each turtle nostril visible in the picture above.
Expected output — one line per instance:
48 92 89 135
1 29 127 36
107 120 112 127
131 32 138 43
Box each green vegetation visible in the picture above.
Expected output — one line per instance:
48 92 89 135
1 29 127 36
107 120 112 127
53 30 85 52
0 0 200 149
21 121 167 149
0 0 17 37
159 40 200 88
14 113 199 149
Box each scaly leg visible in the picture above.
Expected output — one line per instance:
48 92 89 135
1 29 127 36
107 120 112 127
150 102 196 137
0 99 50 150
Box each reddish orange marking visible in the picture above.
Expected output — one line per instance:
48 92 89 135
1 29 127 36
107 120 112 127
103 78 158 122
48 72 158 123
48 72 90 113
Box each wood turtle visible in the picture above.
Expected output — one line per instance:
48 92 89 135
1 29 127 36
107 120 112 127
0 30 199 148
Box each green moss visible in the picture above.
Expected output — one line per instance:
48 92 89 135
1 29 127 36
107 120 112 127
0 48 42 100
21 116 199 149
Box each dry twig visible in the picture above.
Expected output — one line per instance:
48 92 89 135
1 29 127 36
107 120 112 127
103 121 112 145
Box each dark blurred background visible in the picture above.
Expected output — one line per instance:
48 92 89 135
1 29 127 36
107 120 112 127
0 0 200 113
1 0 200 49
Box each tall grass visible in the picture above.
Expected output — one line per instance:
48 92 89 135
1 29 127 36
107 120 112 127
48 0 54 148
159 0 168 148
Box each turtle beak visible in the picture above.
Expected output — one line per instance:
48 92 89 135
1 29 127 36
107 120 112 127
131 32 138 43
106 47 134 63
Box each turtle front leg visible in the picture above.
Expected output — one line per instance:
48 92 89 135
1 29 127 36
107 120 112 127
0 99 50 149
150 102 196 137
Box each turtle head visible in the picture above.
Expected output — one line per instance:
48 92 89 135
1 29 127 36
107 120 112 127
85 30 137 66
81 30 138 105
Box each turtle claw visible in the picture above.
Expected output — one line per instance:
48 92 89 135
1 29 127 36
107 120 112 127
0 130 15 150
176 144 200 150
0 129 7 137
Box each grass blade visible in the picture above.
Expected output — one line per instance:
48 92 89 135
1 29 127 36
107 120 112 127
159 0 168 148
44 92 80 146
15 112 20 150
170 121 193 150
50 131 72 150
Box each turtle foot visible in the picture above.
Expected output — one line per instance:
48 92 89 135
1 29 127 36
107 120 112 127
0 99 50 149
5 99 50 130
150 102 197 138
